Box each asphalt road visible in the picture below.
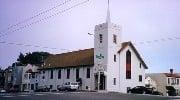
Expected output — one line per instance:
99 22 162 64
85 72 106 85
0 92 179 100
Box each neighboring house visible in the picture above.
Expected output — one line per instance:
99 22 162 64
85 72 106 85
21 64 39 91
4 66 13 91
12 65 24 90
4 64 24 91
0 69 5 88
36 5 148 93
146 69 180 96
145 76 157 90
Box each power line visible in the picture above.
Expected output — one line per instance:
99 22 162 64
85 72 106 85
0 0 89 38
0 0 73 35
0 41 70 51
0 36 179 50
133 36 180 45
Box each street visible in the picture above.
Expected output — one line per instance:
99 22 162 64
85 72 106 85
0 92 179 100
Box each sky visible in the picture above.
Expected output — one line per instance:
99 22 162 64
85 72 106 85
0 0 180 73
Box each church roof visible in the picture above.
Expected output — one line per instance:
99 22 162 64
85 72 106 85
118 42 148 69
41 48 94 69
41 42 148 69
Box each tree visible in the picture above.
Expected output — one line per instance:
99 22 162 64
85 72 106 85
17 52 50 65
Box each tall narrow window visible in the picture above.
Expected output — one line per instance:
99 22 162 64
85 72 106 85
67 69 70 79
87 68 90 78
177 79 179 85
58 69 61 79
139 63 142 69
114 54 116 62
76 68 79 79
113 34 117 44
50 70 53 79
168 78 170 84
126 50 131 79
113 78 116 85
139 75 142 82
99 34 103 43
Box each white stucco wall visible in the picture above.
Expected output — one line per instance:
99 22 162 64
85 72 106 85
119 46 146 93
94 22 122 92
38 66 94 90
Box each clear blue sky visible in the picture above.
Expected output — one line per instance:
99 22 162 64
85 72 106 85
0 0 180 73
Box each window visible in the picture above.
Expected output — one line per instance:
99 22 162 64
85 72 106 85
43 71 45 74
139 75 142 82
42 76 45 79
126 50 131 79
99 34 103 43
50 70 53 79
58 69 61 79
67 69 70 79
113 78 116 85
50 85 53 89
35 83 38 90
139 63 142 69
31 84 34 90
87 68 90 78
113 34 117 44
114 55 116 62
29 74 31 79
32 73 35 78
76 68 79 79
168 78 170 84
177 79 179 85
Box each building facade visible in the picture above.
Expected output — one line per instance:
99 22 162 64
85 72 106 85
21 64 39 91
146 69 180 96
34 5 148 93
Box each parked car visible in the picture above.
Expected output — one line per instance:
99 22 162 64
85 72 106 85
166 86 177 96
128 86 154 94
152 91 163 96
35 86 50 92
0 89 6 93
58 82 79 91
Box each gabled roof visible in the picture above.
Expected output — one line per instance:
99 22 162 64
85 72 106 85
118 42 148 69
164 73 180 78
41 48 94 69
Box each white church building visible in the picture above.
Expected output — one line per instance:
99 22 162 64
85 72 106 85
33 2 148 93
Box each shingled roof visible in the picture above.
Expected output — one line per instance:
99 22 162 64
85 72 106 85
41 42 148 69
118 42 148 69
41 48 94 69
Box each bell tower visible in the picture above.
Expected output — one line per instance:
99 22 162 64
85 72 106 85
94 0 122 91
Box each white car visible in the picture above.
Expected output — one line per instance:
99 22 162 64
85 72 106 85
0 89 6 93
58 82 79 91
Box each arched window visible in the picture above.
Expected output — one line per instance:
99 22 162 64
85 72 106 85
126 50 131 79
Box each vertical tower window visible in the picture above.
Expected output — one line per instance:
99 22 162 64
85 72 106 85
139 75 142 82
87 68 90 78
67 69 70 79
126 50 131 79
114 54 116 62
113 78 116 85
58 69 61 79
99 34 103 43
50 70 53 79
139 63 142 69
113 34 117 44
76 68 79 79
